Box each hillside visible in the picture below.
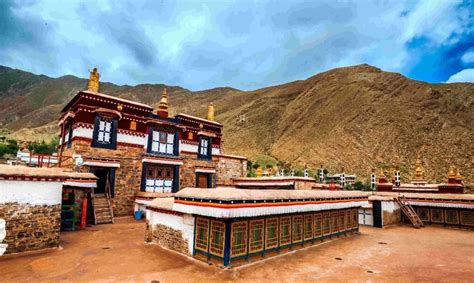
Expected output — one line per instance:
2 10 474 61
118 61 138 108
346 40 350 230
0 64 472 183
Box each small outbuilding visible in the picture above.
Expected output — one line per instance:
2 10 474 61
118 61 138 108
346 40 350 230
0 165 96 256
145 187 368 267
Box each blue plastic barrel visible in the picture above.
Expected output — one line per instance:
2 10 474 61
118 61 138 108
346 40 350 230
134 210 143 220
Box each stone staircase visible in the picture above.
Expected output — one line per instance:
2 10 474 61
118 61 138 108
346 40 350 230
93 194 114 224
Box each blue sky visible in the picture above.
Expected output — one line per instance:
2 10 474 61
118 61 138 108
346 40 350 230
0 0 473 90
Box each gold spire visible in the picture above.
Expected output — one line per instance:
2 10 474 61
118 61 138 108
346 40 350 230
87 67 100 92
448 166 456 178
414 159 423 180
157 88 169 117
455 167 462 179
379 168 385 178
207 103 215 121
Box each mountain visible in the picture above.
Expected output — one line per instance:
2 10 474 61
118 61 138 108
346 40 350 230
0 64 472 183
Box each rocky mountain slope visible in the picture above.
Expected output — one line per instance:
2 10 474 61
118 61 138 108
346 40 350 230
0 64 472 183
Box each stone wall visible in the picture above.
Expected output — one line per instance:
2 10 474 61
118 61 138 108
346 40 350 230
145 209 195 255
0 203 61 254
180 152 217 188
63 139 143 216
150 224 189 255
215 156 247 186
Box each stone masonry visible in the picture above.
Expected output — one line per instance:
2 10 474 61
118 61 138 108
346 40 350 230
150 224 189 255
0 203 61 254
62 139 143 216
216 156 247 186
180 152 217 188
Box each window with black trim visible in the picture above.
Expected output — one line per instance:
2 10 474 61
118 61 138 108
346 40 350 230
145 165 174 193
63 121 73 149
198 136 211 159
149 130 175 155
92 116 117 149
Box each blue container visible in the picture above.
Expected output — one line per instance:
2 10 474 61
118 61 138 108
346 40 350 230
134 210 143 220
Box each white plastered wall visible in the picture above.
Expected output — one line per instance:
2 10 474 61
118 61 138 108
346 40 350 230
146 209 195 255
180 142 198 153
0 180 63 205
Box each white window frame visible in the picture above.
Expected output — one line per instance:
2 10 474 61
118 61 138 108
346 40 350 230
97 119 113 144
199 138 209 156
145 166 173 193
150 130 175 155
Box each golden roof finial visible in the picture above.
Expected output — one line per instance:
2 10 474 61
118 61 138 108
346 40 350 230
448 166 456 178
207 103 215 121
87 67 100 92
455 167 462 179
157 88 169 117
379 168 385 178
415 159 423 179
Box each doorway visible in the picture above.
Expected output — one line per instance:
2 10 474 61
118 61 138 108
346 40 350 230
90 167 115 197
373 201 383 228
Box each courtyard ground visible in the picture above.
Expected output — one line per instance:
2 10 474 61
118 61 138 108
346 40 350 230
0 218 473 282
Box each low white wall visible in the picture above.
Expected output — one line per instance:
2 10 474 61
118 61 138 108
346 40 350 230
0 180 62 205
146 209 195 255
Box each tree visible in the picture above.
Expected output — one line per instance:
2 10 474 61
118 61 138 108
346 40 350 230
0 139 19 157
353 181 365 191
28 138 59 154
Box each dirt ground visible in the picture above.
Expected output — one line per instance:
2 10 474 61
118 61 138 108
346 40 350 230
1 218 473 282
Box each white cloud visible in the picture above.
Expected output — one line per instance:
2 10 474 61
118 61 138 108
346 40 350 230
461 49 474 64
446 68 474 83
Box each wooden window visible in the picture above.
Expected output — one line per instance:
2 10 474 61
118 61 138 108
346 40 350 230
279 216 291 246
265 218 279 249
303 214 313 240
97 119 113 144
417 208 430 222
92 116 117 149
345 209 352 230
337 211 345 232
198 137 212 160
150 130 175 155
292 215 303 243
145 166 174 193
231 221 248 257
331 211 338 234
460 210 474 226
445 210 459 224
209 220 225 257
430 209 444 223
322 212 331 236
194 217 209 252
352 209 358 229
249 219 264 253
314 213 322 237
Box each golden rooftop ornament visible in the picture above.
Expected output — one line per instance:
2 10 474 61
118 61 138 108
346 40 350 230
414 159 423 179
207 103 215 121
448 166 456 178
87 67 100 93
157 88 169 117
379 168 385 178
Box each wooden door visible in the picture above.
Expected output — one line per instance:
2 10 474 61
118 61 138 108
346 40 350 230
197 173 209 188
